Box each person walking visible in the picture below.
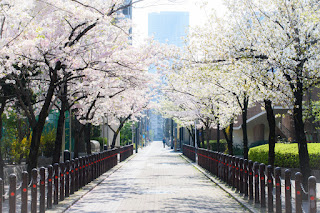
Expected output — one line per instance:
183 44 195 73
162 138 166 148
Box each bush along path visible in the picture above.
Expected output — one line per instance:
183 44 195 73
183 144 318 213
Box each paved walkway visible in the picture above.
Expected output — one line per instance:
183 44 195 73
65 141 249 212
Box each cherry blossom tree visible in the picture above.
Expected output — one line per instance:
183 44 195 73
218 0 320 184
0 0 148 173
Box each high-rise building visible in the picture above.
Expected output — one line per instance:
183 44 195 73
148 11 189 141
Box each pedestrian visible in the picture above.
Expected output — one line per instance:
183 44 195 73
162 138 166 148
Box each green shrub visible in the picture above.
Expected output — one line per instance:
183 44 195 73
248 143 320 169
40 129 56 157
200 140 227 152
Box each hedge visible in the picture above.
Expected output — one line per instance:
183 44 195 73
248 143 320 169
200 140 227 152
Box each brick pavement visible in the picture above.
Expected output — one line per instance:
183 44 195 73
64 141 249 213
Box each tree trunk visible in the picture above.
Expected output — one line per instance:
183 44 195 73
52 109 66 164
205 125 210 150
201 127 205 149
52 83 68 164
0 99 6 181
242 97 249 159
216 123 220 152
264 99 276 168
73 118 82 159
294 82 311 188
27 125 43 174
26 62 60 175
84 123 92 154
223 123 234 155
186 127 195 146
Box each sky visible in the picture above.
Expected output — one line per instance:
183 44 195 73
131 0 226 45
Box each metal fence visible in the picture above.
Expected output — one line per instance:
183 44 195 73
184 145 317 213
1 145 134 213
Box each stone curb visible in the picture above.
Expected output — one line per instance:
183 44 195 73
46 154 137 213
180 154 266 213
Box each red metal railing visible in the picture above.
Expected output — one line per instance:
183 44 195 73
182 145 196 162
0 145 134 212
119 144 134 162
184 145 317 213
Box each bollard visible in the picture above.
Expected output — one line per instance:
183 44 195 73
284 169 292 213
47 165 53 209
40 167 46 213
295 172 303 213
31 168 37 213
254 162 260 204
267 165 273 212
65 160 70 197
53 163 59 205
71 159 75 194
260 163 266 208
9 174 16 213
308 176 316 213
248 160 254 200
275 167 282 213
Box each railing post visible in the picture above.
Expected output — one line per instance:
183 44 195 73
70 159 75 194
85 156 89 184
53 163 59 205
275 167 282 213
225 155 230 184
295 172 302 213
216 152 220 177
244 159 248 197
267 165 274 212
60 162 65 201
21 171 28 213
260 163 266 208
65 160 70 197
224 154 228 182
47 165 53 209
248 160 254 200
285 169 292 213
9 174 16 213
239 158 244 193
77 157 81 189
31 168 37 213
40 167 46 213
254 162 260 204
0 178 3 213
230 156 235 187
308 176 317 213
235 157 239 189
